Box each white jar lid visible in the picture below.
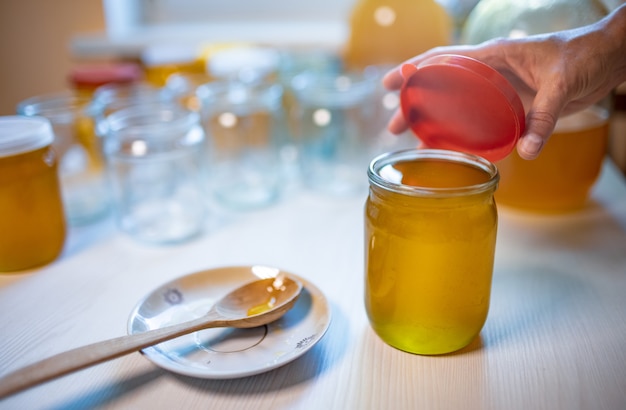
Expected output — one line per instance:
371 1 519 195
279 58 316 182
0 116 54 158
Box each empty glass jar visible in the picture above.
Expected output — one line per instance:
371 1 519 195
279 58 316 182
103 104 207 244
197 80 285 209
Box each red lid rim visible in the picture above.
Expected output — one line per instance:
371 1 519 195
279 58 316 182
400 54 525 162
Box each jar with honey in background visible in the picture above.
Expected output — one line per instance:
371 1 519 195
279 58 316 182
343 0 452 69
0 116 66 272
365 149 499 354
141 44 207 87
496 105 610 212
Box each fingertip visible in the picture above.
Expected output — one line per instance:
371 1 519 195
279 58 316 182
401 64 418 78
388 110 409 135
517 133 544 160
382 67 404 90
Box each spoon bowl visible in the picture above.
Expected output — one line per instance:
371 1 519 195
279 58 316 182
0 274 303 398
215 275 303 324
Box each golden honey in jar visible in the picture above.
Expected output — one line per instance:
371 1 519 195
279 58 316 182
496 106 609 212
0 116 66 272
141 44 207 87
365 149 499 355
344 0 452 69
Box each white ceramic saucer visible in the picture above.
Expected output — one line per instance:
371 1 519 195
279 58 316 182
127 265 331 379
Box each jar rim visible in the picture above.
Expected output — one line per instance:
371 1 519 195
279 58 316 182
16 91 91 122
290 70 377 107
196 81 284 113
103 104 204 158
368 149 499 197
93 82 171 107
105 103 200 134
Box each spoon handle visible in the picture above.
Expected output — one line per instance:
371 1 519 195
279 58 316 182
0 310 226 399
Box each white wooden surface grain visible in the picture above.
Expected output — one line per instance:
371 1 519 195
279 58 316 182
1 160 625 410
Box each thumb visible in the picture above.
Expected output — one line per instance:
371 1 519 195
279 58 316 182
517 91 563 160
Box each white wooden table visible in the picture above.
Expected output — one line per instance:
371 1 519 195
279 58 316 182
1 159 625 410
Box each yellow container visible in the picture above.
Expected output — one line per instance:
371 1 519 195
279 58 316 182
0 116 66 272
365 149 499 355
496 106 609 212
343 0 452 69
141 45 206 87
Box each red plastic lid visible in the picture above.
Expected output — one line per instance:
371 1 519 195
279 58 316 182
400 54 525 162
69 63 143 89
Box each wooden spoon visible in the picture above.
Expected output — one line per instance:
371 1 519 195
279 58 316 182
0 275 302 398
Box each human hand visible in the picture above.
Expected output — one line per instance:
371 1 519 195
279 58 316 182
383 4 626 160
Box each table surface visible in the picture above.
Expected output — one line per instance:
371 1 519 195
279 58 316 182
1 159 626 410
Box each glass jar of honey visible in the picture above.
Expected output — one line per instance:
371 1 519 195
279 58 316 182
0 116 66 272
365 149 499 354
343 0 452 69
141 44 206 87
496 105 609 212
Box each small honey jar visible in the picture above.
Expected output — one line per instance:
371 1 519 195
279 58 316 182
365 149 499 354
0 116 66 272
